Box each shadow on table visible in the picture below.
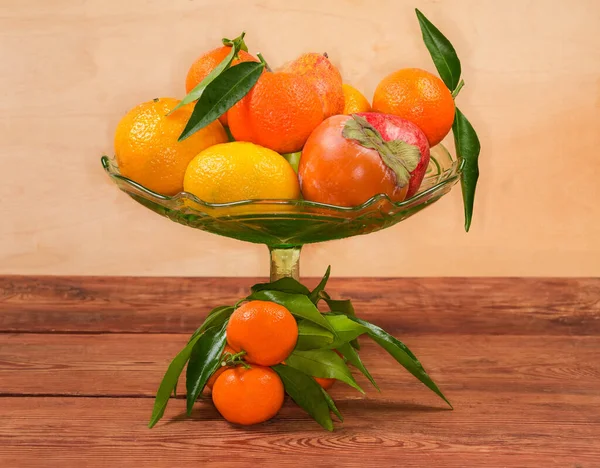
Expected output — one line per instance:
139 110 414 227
162 398 450 429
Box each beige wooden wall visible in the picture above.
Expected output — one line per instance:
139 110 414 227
1 0 599 277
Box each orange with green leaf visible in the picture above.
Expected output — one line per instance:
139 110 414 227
227 71 325 154
148 268 452 430
185 33 258 126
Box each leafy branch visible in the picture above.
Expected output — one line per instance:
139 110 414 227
149 267 451 429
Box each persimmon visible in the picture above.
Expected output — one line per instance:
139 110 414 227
298 113 430 206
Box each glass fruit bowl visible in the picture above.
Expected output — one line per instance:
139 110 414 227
101 144 461 280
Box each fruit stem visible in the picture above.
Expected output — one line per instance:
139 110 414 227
257 53 272 72
451 79 465 98
223 350 247 364
221 350 249 368
222 31 248 59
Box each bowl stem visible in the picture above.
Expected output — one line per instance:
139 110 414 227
269 246 302 281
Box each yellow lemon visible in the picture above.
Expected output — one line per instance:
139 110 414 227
184 142 300 211
114 97 228 195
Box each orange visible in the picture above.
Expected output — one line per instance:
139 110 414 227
314 350 342 389
183 142 300 204
281 52 344 118
212 365 284 425
372 68 455 146
206 345 236 390
315 377 335 390
185 46 258 126
226 300 298 366
228 72 324 154
342 84 371 114
114 98 228 195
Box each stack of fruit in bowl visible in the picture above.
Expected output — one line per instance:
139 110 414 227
104 9 481 430
110 10 479 229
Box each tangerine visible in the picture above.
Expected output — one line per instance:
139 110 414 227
212 365 284 425
114 98 228 195
228 72 324 154
226 300 298 366
342 84 371 114
372 68 455 146
315 377 335 390
314 350 342 389
185 46 257 126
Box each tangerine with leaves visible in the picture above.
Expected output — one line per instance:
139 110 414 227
372 68 455 146
185 38 257 126
226 300 298 366
228 71 324 154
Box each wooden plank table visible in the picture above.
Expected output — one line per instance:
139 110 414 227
1 277 599 467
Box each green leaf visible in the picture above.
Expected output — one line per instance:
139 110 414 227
149 334 202 428
321 387 343 422
185 322 228 415
321 294 360 350
322 294 356 317
188 306 234 343
251 277 310 296
249 290 336 334
222 31 249 53
415 9 462 91
324 314 368 347
179 61 264 141
285 349 364 393
295 320 335 350
309 266 331 304
273 364 334 431
453 107 480 232
349 316 452 408
170 47 235 115
337 342 379 391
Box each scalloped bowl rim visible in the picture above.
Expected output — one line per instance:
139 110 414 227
101 144 462 215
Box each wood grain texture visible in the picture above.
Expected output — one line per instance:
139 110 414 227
2 276 600 334
2 334 598 397
1 0 600 277
1 396 598 468
1 276 600 466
